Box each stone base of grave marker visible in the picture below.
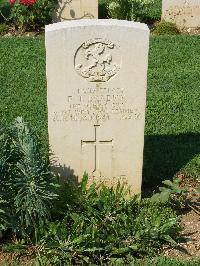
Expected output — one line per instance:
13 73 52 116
162 0 200 30
45 20 149 194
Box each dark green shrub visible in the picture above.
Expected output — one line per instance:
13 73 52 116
153 21 179 35
0 1 11 23
99 0 108 19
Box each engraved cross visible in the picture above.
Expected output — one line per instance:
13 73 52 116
81 125 113 174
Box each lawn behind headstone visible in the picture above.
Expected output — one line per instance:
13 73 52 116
0 35 199 188
145 35 200 186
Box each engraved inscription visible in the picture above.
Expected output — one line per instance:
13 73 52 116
164 2 200 21
81 125 113 174
74 39 121 82
52 86 141 123
165 5 200 16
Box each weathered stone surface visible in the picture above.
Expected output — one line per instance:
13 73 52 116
45 20 149 194
162 0 200 30
54 0 98 22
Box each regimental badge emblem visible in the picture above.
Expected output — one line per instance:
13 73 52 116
74 39 121 82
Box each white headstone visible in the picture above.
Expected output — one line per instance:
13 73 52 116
54 0 98 22
45 20 149 194
162 0 200 30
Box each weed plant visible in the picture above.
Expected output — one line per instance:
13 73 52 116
153 21 179 35
36 174 181 265
0 23 8 35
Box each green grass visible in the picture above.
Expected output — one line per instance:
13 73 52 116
0 37 48 152
144 35 200 186
0 35 200 188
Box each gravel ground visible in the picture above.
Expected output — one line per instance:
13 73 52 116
162 177 200 259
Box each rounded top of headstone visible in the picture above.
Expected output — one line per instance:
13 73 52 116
45 19 149 33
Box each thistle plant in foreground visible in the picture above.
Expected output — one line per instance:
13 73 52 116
0 117 58 242
11 117 58 240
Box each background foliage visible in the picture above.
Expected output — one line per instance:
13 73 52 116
1 0 162 24
99 0 162 21
106 0 154 21
8 0 55 31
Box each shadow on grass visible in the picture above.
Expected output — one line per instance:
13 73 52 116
142 133 200 190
